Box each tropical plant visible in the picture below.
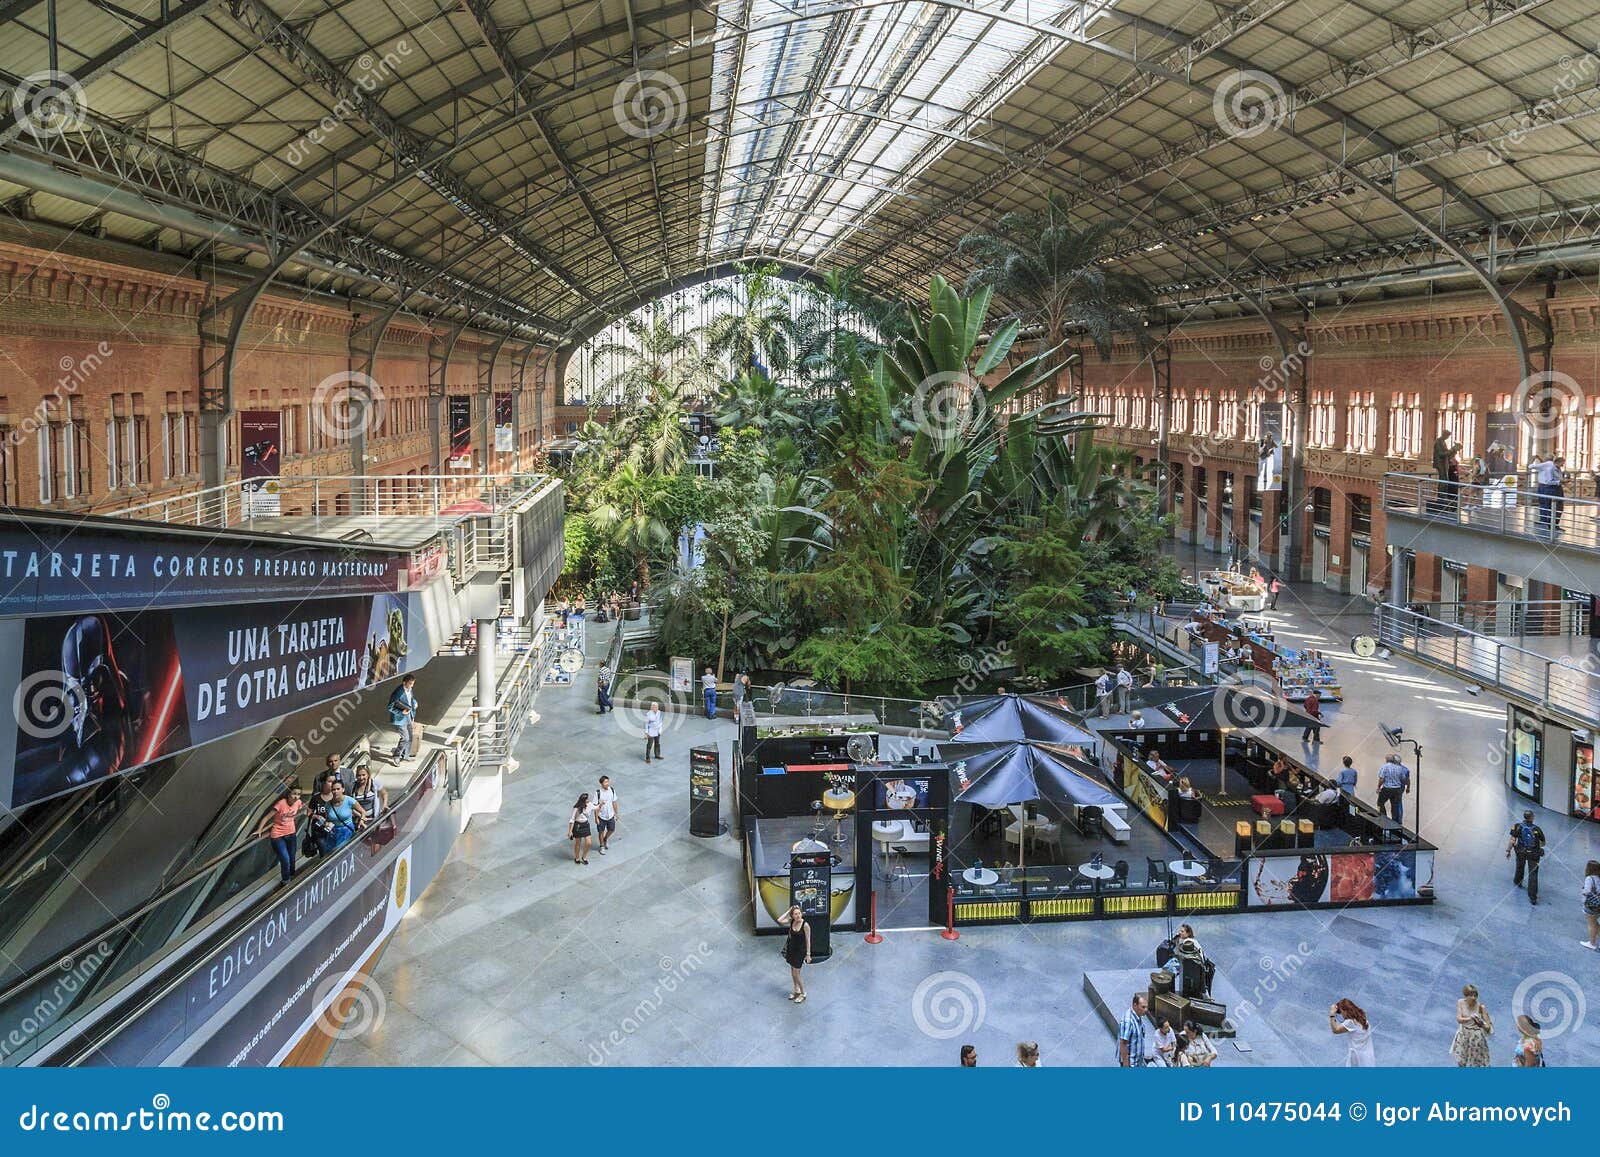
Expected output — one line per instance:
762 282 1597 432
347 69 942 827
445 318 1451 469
588 300 712 409
701 262 799 379
956 193 1153 389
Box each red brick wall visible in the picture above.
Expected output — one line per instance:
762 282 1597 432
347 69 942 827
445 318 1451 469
0 240 554 515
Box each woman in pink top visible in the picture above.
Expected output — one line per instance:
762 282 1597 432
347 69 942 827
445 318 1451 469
255 784 304 884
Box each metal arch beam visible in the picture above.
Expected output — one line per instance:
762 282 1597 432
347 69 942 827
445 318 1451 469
0 0 222 147
223 0 587 299
280 0 708 196
475 330 512 470
458 0 641 298
428 313 479 474
620 0 674 280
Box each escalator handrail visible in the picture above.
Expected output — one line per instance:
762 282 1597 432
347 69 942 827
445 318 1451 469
0 744 421 1016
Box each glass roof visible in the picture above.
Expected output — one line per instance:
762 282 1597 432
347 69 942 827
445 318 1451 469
702 0 1123 262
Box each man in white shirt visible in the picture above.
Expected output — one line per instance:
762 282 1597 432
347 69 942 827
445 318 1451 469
1128 710 1146 730
1533 455 1564 538
595 775 619 854
701 667 718 719
1094 671 1112 719
644 704 663 763
1114 665 1134 715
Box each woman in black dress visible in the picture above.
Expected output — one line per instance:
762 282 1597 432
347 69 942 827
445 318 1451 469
780 905 811 1003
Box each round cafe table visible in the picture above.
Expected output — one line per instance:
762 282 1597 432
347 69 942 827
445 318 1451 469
1078 862 1115 881
1170 858 1207 879
872 821 905 881
961 867 999 887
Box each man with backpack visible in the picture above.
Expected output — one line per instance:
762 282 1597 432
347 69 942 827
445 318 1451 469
387 674 418 764
1505 809 1546 905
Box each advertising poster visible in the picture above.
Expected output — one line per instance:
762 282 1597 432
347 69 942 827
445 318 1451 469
1485 411 1519 475
0 523 405 617
1201 641 1220 676
878 776 929 810
1256 401 1284 492
1512 720 1542 797
1329 851 1375 903
2 593 426 808
670 656 693 693
1574 741 1597 820
448 395 473 469
239 410 282 517
1373 849 1421 900
494 391 514 453
1248 853 1330 906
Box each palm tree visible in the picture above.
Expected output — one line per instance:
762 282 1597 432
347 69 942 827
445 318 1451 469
701 262 799 380
956 193 1153 392
588 460 673 588
715 371 807 436
588 300 710 410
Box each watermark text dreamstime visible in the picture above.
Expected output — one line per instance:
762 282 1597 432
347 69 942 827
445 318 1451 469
586 942 712 1064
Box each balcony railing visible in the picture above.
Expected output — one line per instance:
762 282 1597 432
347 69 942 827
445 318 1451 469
1396 598 1590 639
1382 472 1600 555
1376 603 1599 722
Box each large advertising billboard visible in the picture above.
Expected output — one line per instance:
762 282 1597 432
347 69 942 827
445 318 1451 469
0 592 429 808
494 391 514 454
0 519 406 616
1256 401 1284 492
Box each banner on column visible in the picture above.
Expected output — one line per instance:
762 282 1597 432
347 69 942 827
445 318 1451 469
239 410 282 516
0 592 429 809
1256 402 1284 492
1485 411 1519 475
494 391 514 453
448 395 473 469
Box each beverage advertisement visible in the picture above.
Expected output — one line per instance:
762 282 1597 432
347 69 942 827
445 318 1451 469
1512 718 1542 797
0 593 428 809
1256 401 1284 492
239 409 282 517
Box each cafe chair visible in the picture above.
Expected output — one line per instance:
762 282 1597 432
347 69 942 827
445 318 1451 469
1107 860 1130 890
1200 858 1230 886
1146 858 1171 889
889 847 915 893
1078 806 1105 838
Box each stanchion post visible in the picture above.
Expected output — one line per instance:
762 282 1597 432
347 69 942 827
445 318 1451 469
940 886 960 941
864 891 883 944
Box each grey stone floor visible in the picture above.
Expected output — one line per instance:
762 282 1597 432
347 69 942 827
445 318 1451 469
327 573 1600 1068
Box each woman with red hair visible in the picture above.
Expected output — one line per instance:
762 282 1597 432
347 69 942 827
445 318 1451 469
1329 999 1376 1066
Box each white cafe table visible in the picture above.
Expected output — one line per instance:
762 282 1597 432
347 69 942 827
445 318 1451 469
961 867 1000 887
1077 862 1115 881
1169 858 1207 879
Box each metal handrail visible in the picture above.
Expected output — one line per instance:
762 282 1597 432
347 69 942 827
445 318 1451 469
1376 603 1599 723
1382 471 1600 554
1395 598 1590 638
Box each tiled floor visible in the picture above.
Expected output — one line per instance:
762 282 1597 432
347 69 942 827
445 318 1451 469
327 571 1600 1068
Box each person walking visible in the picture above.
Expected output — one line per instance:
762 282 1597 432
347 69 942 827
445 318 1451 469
1432 431 1454 482
643 703 663 763
1117 993 1148 1067
1506 809 1546 905
1268 576 1282 609
1016 1041 1042 1067
1114 665 1133 715
1094 670 1113 719
595 775 619 855
1376 754 1410 823
256 784 304 884
568 792 594 864
959 1044 978 1066
1337 755 1359 796
701 667 718 720
1450 984 1493 1067
1330 999 1375 1066
730 670 748 716
386 673 418 764
1552 455 1569 533
1582 859 1600 949
779 904 811 1003
1300 689 1323 744
596 664 613 714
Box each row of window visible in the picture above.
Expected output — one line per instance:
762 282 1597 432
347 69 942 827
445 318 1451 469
1094 387 1600 471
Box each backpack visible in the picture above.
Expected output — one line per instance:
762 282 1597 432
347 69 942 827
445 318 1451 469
1514 823 1541 854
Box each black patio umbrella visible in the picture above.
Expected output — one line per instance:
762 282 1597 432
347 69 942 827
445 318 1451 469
945 742 1125 868
946 694 1098 747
